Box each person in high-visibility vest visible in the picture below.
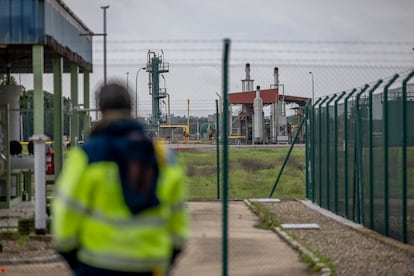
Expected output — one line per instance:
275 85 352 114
52 81 188 276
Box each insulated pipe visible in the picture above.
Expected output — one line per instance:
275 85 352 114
253 85 264 144
31 134 49 234
0 86 23 141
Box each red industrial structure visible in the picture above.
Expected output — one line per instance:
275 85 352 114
227 64 309 144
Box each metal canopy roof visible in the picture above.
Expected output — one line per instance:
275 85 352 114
228 88 310 106
228 88 279 104
0 0 93 73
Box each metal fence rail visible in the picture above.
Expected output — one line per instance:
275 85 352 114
306 69 414 245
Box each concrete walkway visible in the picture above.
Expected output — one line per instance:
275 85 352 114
171 201 308 276
2 201 309 275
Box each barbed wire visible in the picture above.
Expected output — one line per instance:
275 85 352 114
99 39 414 45
94 47 413 56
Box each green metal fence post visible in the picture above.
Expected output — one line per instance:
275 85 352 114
401 70 414 243
355 84 369 224
305 100 310 199
383 74 399 237
367 80 383 229
325 94 337 210
216 99 220 199
269 114 307 198
343 88 357 219
318 96 329 205
221 38 230 276
311 98 323 202
334 92 346 214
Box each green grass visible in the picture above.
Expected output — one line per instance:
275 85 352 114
178 148 306 200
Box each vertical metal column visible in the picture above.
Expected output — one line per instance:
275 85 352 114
101 5 109 85
32 45 47 234
83 72 91 138
383 74 399 236
367 80 383 228
33 45 44 135
52 54 63 175
221 38 230 276
343 89 357 218
216 99 220 199
355 84 369 224
333 92 346 213
70 64 79 146
401 70 414 243
305 101 310 199
318 96 329 206
151 56 160 127
325 94 337 210
311 98 322 202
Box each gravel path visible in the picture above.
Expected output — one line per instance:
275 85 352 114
257 199 414 276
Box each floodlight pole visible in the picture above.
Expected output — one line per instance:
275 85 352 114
101 5 109 85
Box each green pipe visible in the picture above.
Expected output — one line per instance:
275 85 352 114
367 80 383 229
216 99 220 199
311 98 323 202
269 115 306 198
343 88 357 218
401 70 414 243
325 94 337 209
355 84 369 224
383 74 399 236
221 38 230 276
318 96 329 205
333 92 346 213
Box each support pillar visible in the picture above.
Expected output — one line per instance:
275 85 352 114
53 54 63 175
70 64 79 146
83 71 90 138
33 45 44 134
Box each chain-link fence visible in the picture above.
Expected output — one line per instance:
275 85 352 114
307 69 414 245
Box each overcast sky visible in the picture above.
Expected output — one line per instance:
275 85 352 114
68 0 414 41
60 0 414 117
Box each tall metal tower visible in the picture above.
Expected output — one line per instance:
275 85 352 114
146 50 169 126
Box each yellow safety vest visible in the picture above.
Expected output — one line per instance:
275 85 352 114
52 143 188 273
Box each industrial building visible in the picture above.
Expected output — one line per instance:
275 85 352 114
228 64 309 144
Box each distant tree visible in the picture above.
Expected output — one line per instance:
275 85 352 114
19 90 73 141
0 74 17 86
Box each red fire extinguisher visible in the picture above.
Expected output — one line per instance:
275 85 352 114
46 148 54 175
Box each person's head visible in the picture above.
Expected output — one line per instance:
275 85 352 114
96 81 132 116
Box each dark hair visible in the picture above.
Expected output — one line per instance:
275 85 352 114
97 82 132 112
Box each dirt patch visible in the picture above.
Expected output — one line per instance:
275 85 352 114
0 233 56 262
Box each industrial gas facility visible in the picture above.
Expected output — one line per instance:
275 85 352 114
0 0 308 214
156 63 309 145
226 63 308 145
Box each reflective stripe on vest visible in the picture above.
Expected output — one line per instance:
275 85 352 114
56 190 167 227
78 248 169 272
